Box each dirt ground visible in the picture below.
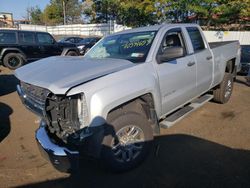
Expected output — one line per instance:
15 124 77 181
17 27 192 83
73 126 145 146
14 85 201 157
0 65 250 188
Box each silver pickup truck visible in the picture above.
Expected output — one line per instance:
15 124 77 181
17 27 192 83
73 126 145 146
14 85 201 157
15 24 241 172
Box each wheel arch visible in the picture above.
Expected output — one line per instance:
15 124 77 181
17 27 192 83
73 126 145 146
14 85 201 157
61 47 79 56
1 48 27 63
225 58 238 80
225 58 236 74
84 92 160 159
106 93 160 135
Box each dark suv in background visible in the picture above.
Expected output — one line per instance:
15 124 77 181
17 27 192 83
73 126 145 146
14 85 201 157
76 37 101 55
58 36 83 44
0 30 79 69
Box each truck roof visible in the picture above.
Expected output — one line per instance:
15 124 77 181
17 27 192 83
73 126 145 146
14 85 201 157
0 29 49 34
114 23 200 35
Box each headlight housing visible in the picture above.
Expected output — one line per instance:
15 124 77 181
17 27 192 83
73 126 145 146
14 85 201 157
77 93 89 128
45 92 89 143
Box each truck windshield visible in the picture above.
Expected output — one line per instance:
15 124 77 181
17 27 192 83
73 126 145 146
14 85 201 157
85 31 157 63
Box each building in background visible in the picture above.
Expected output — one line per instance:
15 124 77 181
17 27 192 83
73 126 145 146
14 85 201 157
0 12 14 27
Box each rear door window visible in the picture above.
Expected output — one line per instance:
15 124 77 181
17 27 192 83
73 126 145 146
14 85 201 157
18 32 35 44
0 32 16 44
186 27 205 52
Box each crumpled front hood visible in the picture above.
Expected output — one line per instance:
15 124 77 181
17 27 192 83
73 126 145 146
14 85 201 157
15 56 135 94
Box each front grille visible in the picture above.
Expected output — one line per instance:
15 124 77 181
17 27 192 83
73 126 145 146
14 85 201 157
20 82 50 117
21 82 50 106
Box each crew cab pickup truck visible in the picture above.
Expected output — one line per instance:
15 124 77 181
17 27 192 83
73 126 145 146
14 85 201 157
0 30 79 70
15 24 241 172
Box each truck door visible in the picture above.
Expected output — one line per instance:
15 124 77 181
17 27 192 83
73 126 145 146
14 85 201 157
186 27 213 94
156 28 197 115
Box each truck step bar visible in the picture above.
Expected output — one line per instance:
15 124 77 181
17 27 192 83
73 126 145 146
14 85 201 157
160 94 214 129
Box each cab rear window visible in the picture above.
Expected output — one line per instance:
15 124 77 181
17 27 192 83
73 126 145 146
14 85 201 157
0 32 17 44
186 27 205 52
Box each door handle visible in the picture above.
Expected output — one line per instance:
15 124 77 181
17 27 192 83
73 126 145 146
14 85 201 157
206 56 212 60
187 61 195 67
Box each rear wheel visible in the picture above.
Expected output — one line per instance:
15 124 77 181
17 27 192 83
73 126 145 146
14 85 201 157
3 53 24 70
101 111 153 172
213 73 234 104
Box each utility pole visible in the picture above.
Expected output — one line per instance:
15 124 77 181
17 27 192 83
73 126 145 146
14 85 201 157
63 0 66 25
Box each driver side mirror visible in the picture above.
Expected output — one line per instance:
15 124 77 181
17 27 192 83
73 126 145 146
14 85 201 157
157 46 184 63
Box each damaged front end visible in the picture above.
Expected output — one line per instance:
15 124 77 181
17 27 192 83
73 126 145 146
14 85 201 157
17 82 95 172
45 92 90 144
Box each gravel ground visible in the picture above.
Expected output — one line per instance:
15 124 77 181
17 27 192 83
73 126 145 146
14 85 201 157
0 65 250 188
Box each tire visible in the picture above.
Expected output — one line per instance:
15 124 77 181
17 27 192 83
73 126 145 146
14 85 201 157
101 112 153 172
66 51 78 56
213 73 234 104
3 53 24 70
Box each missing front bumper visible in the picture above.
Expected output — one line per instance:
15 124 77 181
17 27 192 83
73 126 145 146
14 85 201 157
36 121 80 172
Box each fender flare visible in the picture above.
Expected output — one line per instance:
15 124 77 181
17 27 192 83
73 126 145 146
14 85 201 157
0 48 27 62
61 47 80 56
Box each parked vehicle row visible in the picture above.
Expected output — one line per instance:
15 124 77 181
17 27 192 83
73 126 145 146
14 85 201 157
0 30 79 69
58 36 101 55
58 36 83 44
0 30 101 70
76 37 101 55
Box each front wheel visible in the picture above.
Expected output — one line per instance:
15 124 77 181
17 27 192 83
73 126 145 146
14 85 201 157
213 73 234 104
101 112 153 172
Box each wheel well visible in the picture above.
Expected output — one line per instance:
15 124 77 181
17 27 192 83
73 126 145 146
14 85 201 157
2 50 26 62
225 58 236 74
108 93 154 116
61 48 75 56
67 49 77 53
107 93 160 135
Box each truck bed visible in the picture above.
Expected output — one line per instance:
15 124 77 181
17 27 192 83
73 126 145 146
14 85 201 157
209 41 238 49
208 40 237 49
209 40 240 87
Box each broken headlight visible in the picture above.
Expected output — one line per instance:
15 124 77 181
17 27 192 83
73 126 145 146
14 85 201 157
77 93 89 128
